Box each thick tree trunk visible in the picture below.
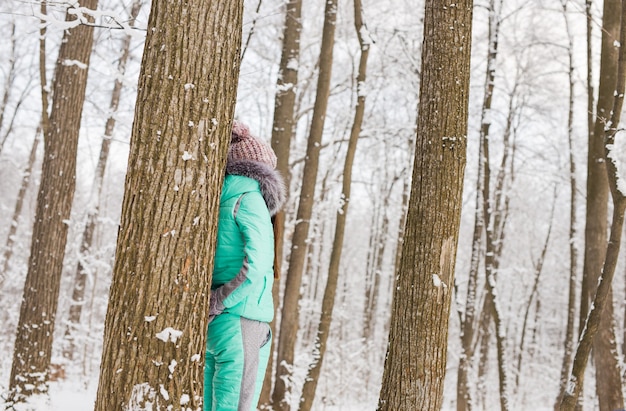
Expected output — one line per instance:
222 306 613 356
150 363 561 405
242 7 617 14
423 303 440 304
272 1 337 408
62 0 143 363
93 1 243 410
377 0 473 408
297 2 370 408
7 1 98 404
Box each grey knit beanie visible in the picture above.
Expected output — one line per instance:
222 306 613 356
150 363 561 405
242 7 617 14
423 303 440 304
229 120 277 169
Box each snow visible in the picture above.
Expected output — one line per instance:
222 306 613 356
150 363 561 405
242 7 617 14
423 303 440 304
155 328 183 343
61 59 88 69
0 0 618 410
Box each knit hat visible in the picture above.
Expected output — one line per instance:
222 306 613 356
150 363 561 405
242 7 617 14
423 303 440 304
229 120 277 169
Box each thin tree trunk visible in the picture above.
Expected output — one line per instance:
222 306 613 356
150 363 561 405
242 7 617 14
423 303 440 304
457 1 501 407
377 0 473 407
364 180 395 341
273 0 338 408
516 188 556 387
556 2 581 407
62 0 143 363
0 2 51 283
297 2 370 408
561 2 626 407
261 1 303 407
576 0 625 408
0 19 16 155
7 1 98 404
0 130 40 286
363 198 382 339
93 1 244 409
475 84 516 410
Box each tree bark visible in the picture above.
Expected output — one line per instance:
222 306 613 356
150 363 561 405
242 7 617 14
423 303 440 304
297 1 370 408
62 0 143 363
272 1 338 408
377 0 473 408
7 1 98 404
93 1 243 410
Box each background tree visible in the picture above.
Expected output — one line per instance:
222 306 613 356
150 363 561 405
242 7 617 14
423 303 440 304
62 0 143 363
376 0 473 409
2 0 626 409
93 1 244 409
8 0 99 404
272 0 338 408
261 0 303 406
578 0 625 408
297 0 371 408
555 0 581 407
560 1 626 408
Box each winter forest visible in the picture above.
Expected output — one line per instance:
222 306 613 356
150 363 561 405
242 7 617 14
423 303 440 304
1 0 626 410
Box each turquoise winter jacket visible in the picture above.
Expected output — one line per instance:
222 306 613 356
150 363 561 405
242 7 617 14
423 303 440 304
210 159 285 323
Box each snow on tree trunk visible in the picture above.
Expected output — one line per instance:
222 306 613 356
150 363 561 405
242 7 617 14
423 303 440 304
93 1 243 410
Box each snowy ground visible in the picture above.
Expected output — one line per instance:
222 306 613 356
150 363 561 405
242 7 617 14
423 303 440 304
0 379 558 411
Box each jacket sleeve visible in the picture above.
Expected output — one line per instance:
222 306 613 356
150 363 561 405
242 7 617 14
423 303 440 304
211 191 274 311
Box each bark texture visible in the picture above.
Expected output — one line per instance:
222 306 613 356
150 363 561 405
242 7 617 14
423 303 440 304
93 1 243 410
377 0 473 408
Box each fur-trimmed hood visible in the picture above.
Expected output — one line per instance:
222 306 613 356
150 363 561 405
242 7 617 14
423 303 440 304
225 159 286 216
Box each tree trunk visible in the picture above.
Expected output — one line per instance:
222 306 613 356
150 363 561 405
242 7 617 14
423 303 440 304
1 131 40 286
260 1 303 407
1 1 50 285
297 2 370 408
561 2 626 407
457 1 501 408
272 1 338 408
62 0 143 364
364 182 393 341
0 19 16 155
577 0 625 408
516 188 556 387
555 2 580 407
93 1 243 410
377 0 473 408
7 1 98 404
